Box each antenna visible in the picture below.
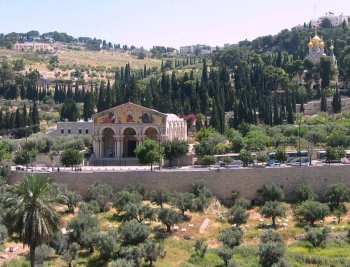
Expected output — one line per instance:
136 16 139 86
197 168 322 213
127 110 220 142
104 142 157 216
313 3 317 20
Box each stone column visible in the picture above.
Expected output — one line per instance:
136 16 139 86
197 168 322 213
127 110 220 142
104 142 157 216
120 137 124 158
99 135 104 158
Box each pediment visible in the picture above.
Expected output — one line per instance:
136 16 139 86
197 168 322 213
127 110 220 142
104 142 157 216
93 102 166 125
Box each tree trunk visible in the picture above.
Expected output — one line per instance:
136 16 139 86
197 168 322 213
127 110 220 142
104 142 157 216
149 259 153 267
30 239 36 267
272 216 276 228
151 163 153 171
166 224 171 232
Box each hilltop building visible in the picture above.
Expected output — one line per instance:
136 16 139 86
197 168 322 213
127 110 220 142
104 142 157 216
310 12 349 28
179 44 212 55
13 42 54 52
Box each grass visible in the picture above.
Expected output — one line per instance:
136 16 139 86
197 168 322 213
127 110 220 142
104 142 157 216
56 49 161 69
3 202 350 267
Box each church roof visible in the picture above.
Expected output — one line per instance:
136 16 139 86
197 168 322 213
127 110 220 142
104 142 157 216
92 102 168 119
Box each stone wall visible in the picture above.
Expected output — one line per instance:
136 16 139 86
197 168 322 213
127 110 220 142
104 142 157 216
8 165 350 204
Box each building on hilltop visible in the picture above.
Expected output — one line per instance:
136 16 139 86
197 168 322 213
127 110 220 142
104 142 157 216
179 44 212 55
13 42 54 52
310 12 349 28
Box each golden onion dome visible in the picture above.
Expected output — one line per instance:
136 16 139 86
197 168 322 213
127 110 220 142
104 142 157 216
312 35 321 42
308 41 313 48
330 44 334 50
320 41 325 47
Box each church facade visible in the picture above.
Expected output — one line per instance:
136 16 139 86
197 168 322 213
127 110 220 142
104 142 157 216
92 102 187 159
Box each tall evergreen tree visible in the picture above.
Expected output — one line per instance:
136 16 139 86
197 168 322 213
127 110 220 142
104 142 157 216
320 89 328 112
31 100 40 133
83 91 95 121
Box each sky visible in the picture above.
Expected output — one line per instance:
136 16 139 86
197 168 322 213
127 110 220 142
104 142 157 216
0 0 349 49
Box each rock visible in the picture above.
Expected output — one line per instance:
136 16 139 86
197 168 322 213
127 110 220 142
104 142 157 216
181 228 187 232
0 254 9 259
184 235 193 240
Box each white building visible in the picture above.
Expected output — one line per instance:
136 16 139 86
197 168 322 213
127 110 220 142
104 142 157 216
49 120 93 136
310 12 349 28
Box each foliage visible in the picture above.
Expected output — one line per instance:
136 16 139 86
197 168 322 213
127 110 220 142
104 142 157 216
262 183 284 201
113 190 142 212
67 212 100 252
35 244 54 265
88 181 113 212
171 192 195 215
118 246 143 267
294 183 317 203
13 149 37 166
158 208 183 232
62 242 80 267
151 187 170 208
323 183 350 211
123 203 156 223
120 219 150 246
162 139 188 166
226 204 248 226
201 155 215 166
195 127 219 142
134 139 161 171
194 239 208 258
60 98 79 121
294 200 330 226
4 174 65 267
60 148 83 168
218 227 243 248
191 180 212 211
123 183 148 200
275 147 287 163
57 184 82 213
244 130 270 151
142 239 166 267
217 247 234 267
239 149 253 167
259 230 285 267
325 146 346 163
96 228 119 260
304 226 330 247
260 201 286 227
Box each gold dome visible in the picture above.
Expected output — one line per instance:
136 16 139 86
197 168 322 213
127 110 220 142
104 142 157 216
320 41 325 47
308 41 313 48
330 45 334 50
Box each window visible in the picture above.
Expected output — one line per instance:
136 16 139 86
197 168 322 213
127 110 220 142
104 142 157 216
68 129 71 134
61 129 64 134
85 129 89 134
79 129 82 134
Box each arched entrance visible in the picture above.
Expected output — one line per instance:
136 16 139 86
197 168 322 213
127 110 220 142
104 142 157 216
102 128 115 158
123 127 137 157
144 127 158 141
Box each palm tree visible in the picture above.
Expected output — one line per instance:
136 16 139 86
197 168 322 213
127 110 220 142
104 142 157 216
4 174 65 267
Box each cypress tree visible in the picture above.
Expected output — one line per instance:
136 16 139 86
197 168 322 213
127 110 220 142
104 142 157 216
106 80 112 109
320 89 328 112
211 98 220 132
97 81 106 112
31 100 40 133
83 91 95 121
300 95 305 113
273 96 279 125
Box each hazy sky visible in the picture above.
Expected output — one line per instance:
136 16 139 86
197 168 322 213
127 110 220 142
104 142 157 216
0 0 349 49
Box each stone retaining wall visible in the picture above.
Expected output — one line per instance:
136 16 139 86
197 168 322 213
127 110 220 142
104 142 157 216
8 165 350 204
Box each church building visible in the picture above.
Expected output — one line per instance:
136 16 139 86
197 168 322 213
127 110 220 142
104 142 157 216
91 102 187 160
